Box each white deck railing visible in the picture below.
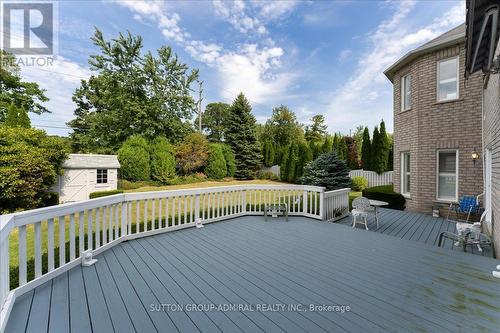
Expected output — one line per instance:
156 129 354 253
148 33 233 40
324 188 351 222
0 184 350 331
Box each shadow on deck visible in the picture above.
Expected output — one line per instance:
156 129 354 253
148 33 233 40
338 208 495 258
6 215 500 333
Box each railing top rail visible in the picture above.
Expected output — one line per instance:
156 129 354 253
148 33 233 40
324 188 351 198
124 184 324 201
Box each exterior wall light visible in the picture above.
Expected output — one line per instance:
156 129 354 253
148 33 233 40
471 149 480 165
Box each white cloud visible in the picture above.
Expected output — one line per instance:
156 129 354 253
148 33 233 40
338 49 352 63
212 0 267 35
116 0 297 105
20 57 91 134
326 0 466 132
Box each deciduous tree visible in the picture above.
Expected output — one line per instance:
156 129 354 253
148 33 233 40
69 28 198 153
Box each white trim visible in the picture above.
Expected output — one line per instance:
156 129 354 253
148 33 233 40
485 148 492 223
400 152 411 197
436 149 459 202
400 74 412 111
437 56 459 102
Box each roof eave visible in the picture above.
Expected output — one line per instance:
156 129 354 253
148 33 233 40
384 34 465 82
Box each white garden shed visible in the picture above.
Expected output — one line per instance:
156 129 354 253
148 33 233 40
53 154 120 203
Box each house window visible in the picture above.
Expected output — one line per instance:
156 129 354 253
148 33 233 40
401 152 410 196
437 150 458 201
97 169 108 184
437 57 459 101
401 74 411 111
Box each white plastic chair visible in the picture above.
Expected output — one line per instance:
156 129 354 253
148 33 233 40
351 197 374 230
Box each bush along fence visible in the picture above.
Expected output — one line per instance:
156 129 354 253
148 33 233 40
349 169 393 187
0 184 350 331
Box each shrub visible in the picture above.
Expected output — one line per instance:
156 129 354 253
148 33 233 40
175 133 209 174
0 127 68 212
150 137 176 183
362 185 406 210
42 192 60 207
118 135 150 181
89 189 124 199
221 144 236 177
300 152 350 191
257 170 273 179
351 176 368 191
205 144 227 179
118 179 160 190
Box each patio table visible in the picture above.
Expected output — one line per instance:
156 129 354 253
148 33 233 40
369 199 389 228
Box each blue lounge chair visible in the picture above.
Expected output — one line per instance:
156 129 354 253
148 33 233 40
446 194 482 223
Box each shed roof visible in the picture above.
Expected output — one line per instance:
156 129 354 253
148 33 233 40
62 154 120 169
384 24 465 82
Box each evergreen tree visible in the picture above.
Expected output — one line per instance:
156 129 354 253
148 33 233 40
305 115 327 143
5 103 18 127
322 135 333 153
371 126 385 173
205 143 227 179
296 141 313 180
226 93 261 179
378 120 390 172
301 152 350 190
280 142 299 182
221 144 236 177
332 133 340 155
337 137 348 161
150 137 176 182
262 141 275 167
361 127 371 170
17 107 31 128
118 135 150 181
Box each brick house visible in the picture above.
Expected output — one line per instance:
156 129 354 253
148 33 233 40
384 24 484 214
465 0 500 258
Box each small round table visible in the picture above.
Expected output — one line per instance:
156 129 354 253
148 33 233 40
369 200 389 228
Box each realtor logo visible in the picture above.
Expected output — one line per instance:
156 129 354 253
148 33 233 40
2 2 54 55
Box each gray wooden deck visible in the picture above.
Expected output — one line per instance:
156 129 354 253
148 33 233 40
338 208 495 257
6 215 500 333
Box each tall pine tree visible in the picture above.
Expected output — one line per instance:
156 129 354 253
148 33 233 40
17 107 31 128
226 93 261 179
5 103 18 127
378 120 390 172
361 127 371 170
371 126 385 173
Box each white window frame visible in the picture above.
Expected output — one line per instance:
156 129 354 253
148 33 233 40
400 152 410 197
437 56 459 102
436 149 459 202
400 74 411 111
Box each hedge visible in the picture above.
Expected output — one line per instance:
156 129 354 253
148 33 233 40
89 189 124 199
362 185 405 210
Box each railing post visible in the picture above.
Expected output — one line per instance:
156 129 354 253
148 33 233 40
319 189 325 220
0 216 11 318
242 189 247 213
121 201 128 237
303 190 308 214
195 194 200 220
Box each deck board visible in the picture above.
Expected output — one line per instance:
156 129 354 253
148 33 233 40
6 214 500 333
338 208 494 257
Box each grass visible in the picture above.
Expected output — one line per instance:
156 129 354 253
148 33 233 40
122 179 285 192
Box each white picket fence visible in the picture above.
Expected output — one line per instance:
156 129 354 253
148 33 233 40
349 169 393 187
0 184 350 331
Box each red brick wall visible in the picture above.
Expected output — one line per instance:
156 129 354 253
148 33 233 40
392 43 483 213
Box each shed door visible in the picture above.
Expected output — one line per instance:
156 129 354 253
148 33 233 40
60 169 88 202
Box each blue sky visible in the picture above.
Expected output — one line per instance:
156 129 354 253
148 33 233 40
22 0 466 136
